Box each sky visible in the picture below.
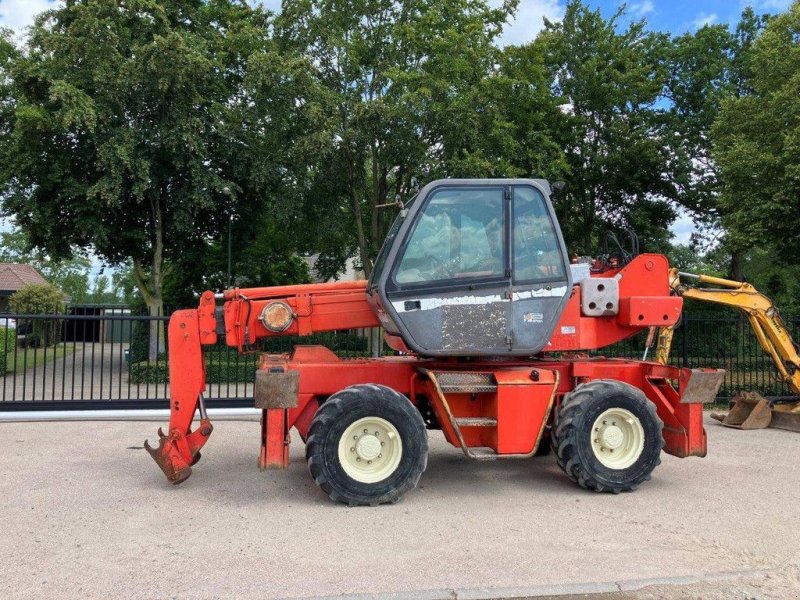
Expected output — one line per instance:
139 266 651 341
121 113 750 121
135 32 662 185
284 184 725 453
2 0 792 43
0 0 794 249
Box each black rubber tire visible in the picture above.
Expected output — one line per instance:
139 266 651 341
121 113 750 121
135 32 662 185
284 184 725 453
305 384 428 506
552 379 663 493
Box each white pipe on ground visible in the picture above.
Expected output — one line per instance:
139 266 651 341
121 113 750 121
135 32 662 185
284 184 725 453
0 407 261 422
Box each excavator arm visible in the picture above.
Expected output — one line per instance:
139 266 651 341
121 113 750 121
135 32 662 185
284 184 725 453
656 269 800 431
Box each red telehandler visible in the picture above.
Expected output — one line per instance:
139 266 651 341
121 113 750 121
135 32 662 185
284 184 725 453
146 179 724 505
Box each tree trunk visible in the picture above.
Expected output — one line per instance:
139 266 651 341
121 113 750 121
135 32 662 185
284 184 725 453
729 249 746 281
133 197 166 362
347 158 372 279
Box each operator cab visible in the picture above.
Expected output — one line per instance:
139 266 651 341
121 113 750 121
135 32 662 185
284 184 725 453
368 179 571 356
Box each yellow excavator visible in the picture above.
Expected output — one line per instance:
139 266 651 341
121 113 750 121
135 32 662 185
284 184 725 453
654 269 800 432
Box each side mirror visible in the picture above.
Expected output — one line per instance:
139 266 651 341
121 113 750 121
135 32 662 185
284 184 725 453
552 181 566 194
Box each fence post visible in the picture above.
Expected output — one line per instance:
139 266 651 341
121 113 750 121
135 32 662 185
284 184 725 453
369 328 381 358
681 317 689 368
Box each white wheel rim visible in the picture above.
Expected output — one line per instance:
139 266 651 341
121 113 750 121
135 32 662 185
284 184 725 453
337 417 403 484
590 408 645 469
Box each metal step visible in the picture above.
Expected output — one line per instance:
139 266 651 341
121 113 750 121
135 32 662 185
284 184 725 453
454 417 497 427
433 371 497 393
466 447 498 460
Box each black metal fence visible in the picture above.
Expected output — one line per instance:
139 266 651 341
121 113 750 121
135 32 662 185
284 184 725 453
602 314 800 400
0 310 796 410
0 310 374 411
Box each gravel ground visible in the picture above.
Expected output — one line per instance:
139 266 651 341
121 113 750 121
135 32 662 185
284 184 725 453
0 414 798 599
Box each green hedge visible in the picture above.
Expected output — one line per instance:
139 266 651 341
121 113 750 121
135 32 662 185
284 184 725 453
127 336 374 384
128 356 259 385
0 326 13 374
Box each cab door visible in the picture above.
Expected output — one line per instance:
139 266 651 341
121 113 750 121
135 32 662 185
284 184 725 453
380 183 512 356
509 184 572 353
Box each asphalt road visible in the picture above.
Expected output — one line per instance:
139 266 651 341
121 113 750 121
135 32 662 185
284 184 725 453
1 415 798 599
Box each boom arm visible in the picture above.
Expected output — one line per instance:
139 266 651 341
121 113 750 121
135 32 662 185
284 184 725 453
656 269 800 395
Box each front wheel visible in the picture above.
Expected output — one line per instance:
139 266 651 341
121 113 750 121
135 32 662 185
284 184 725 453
305 384 428 506
552 379 663 493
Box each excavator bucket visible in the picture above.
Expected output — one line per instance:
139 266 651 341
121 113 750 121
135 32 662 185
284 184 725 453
710 392 772 430
770 403 800 433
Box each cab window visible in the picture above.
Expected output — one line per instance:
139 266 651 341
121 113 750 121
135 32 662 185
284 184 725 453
394 187 505 285
513 186 566 282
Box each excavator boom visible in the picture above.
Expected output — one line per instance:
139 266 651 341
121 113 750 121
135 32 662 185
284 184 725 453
657 269 800 431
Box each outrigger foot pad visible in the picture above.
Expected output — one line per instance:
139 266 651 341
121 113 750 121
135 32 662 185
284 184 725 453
145 434 194 485
144 419 214 485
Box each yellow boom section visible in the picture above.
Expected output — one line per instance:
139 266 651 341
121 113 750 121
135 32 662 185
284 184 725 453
657 268 800 396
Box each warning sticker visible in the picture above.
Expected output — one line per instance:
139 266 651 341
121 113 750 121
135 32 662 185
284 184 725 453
523 312 544 323
560 326 576 335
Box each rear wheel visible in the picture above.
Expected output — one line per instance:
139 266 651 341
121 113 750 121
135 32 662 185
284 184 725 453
552 380 663 493
306 384 428 506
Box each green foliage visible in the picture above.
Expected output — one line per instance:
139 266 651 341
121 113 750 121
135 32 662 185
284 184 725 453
0 0 310 317
712 2 800 265
529 1 677 255
161 216 312 309
0 0 797 302
0 326 13 373
664 11 766 215
8 282 66 346
128 298 157 364
665 244 724 276
129 331 370 383
9 283 66 314
275 0 518 276
128 361 168 385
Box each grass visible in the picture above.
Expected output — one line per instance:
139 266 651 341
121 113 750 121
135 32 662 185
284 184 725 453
4 343 75 374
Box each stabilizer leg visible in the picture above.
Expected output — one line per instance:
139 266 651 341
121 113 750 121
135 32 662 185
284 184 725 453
145 306 215 484
259 408 289 470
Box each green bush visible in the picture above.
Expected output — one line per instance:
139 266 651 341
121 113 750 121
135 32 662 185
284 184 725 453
9 283 66 347
128 319 152 363
128 355 258 384
0 326 13 374
126 333 371 385
128 361 169 384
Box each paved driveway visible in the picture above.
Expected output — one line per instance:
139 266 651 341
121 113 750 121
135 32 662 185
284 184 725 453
1 415 798 599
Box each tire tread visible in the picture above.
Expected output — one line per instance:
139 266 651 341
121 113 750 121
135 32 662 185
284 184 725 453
552 379 663 494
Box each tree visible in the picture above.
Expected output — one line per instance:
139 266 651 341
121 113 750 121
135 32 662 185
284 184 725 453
276 0 517 276
712 2 800 269
161 215 311 309
532 1 675 255
496 42 570 185
0 0 307 358
9 283 67 346
665 9 767 279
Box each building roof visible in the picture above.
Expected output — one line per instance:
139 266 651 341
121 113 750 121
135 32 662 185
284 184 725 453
0 263 48 294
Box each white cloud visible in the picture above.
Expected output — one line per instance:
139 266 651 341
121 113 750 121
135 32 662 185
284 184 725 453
629 1 655 18
491 0 565 47
0 0 59 37
692 12 719 29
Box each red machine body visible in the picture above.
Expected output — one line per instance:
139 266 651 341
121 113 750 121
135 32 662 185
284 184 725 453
147 254 716 491
146 179 724 503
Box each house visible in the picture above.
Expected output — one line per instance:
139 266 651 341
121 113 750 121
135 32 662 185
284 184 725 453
0 263 48 313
